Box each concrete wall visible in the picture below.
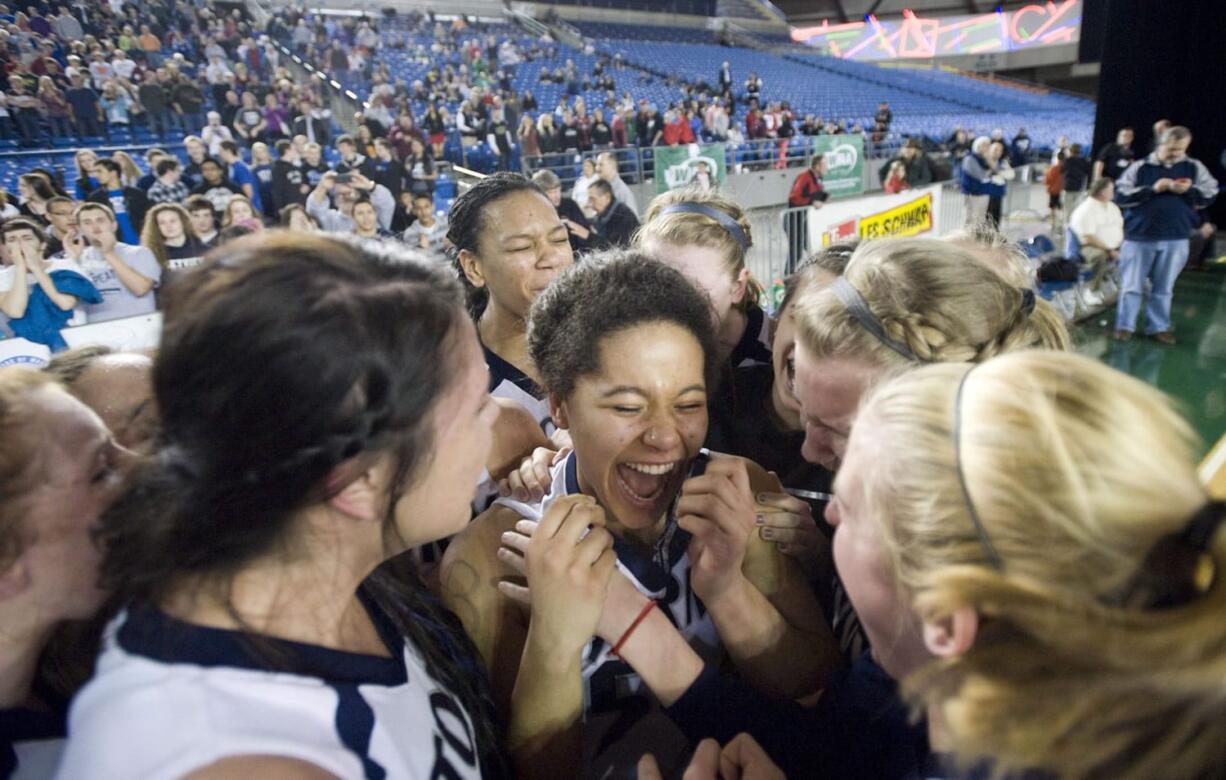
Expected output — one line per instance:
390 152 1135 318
510 1 788 34
884 42 1080 73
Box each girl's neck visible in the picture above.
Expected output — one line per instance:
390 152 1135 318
717 306 748 362
161 532 390 657
479 303 537 383
0 617 54 709
164 234 186 248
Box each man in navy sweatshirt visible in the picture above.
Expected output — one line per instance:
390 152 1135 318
1113 126 1218 343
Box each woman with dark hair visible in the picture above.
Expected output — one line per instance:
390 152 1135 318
140 203 206 304
448 172 574 434
278 202 320 231
442 250 836 778
57 234 602 778
16 173 57 224
402 137 438 197
424 102 446 159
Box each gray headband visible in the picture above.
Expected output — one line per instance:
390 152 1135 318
829 277 921 362
657 202 750 251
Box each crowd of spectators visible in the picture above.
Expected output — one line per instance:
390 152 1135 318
0 3 480 352
263 9 1037 180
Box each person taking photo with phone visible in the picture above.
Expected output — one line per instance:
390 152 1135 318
307 170 395 234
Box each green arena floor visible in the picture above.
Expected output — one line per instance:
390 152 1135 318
1075 265 1226 456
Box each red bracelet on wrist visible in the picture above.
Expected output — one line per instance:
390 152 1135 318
610 599 657 660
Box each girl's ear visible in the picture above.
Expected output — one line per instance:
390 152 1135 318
549 394 569 432
730 266 750 306
921 605 979 659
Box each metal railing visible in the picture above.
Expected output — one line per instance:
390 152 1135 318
516 136 832 190
741 179 1063 306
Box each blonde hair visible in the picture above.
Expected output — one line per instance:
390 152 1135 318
0 368 58 571
250 142 272 166
794 237 1069 368
637 185 763 313
111 151 142 188
221 195 260 228
944 219 1036 289
856 351 1222 779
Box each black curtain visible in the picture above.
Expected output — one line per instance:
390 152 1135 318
1093 0 1226 226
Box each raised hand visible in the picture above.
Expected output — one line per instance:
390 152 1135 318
754 491 823 560
676 457 756 603
498 495 616 656
498 445 567 502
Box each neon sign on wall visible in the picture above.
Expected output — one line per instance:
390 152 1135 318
791 0 1082 60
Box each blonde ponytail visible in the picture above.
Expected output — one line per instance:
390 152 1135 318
856 352 1224 780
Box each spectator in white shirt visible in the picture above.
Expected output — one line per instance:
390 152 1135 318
201 111 234 157
68 202 161 323
571 157 599 217
400 192 449 259
111 50 136 82
1069 177 1125 291
88 52 113 90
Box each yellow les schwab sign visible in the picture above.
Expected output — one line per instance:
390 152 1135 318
858 192 933 240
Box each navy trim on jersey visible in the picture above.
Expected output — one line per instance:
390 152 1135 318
730 305 772 369
1 706 65 779
333 684 386 780
116 591 407 687
482 344 543 399
115 591 412 780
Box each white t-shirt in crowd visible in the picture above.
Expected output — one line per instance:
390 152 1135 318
111 58 136 81
1069 196 1125 251
78 243 162 323
401 217 449 259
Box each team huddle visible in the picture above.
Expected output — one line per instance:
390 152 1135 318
2 172 1224 780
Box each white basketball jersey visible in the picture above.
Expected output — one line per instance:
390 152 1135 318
483 345 554 437
469 344 557 515
495 450 723 779
56 594 485 780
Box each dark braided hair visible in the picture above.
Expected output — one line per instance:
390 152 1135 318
445 171 547 319
529 248 720 401
97 232 507 777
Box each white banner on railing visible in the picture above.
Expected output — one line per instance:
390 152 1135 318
807 184 944 245
61 312 162 352
0 338 52 368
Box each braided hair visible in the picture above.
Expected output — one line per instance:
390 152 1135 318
794 237 1070 369
97 232 508 777
445 171 547 319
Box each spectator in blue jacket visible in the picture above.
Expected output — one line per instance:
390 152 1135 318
959 136 994 226
1112 126 1218 344
217 140 263 215
0 218 101 351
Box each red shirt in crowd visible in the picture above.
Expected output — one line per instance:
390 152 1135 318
662 118 695 146
789 169 826 207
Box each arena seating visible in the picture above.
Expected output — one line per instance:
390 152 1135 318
338 18 1092 155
